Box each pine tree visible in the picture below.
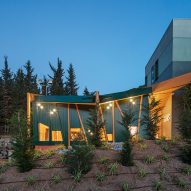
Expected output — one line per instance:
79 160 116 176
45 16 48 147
13 68 26 111
49 58 65 95
65 63 79 95
83 86 90 96
41 76 48 95
0 77 4 133
141 96 163 140
0 56 14 133
86 103 105 147
24 60 39 94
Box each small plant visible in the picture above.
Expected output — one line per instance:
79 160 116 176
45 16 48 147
137 137 144 143
73 170 82 182
122 182 129 191
44 161 54 168
155 139 161 145
161 154 169 162
139 143 148 150
161 144 169 153
44 150 54 159
25 175 37 186
96 172 106 182
154 180 162 191
107 162 119 175
170 139 177 145
182 166 191 175
159 167 166 180
176 177 186 188
0 163 9 174
181 145 191 165
51 175 62 184
161 136 166 141
144 155 155 164
33 150 43 160
98 157 109 165
138 168 147 178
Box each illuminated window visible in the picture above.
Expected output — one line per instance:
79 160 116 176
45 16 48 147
107 134 113 141
71 128 84 141
52 131 63 141
38 123 49 141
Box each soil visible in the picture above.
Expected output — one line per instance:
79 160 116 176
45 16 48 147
0 140 191 191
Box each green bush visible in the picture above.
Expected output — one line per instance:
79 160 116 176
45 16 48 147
96 172 106 182
120 141 133 166
11 111 34 172
63 144 94 175
181 145 191 165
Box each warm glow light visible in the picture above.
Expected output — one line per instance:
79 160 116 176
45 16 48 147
53 108 56 112
40 105 44 109
88 129 91 133
130 98 133 102
109 103 112 107
50 111 54 115
132 101 135 105
90 132 93 135
106 106 110 110
37 103 41 107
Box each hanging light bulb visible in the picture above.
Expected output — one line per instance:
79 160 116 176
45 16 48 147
53 108 57 112
106 106 110 110
90 132 93 136
132 101 135 105
50 111 54 115
40 105 44 109
130 98 133 102
37 103 41 107
88 129 91 133
109 103 112 107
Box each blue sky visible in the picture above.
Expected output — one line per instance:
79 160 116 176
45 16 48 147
1 0 191 94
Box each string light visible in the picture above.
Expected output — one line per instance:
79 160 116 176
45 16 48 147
88 129 91 133
40 105 44 109
37 103 41 107
109 103 112 107
106 106 110 110
90 132 93 136
50 111 54 115
130 98 133 102
132 101 135 105
53 108 57 112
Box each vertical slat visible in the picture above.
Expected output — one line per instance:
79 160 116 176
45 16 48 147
137 95 143 139
75 104 88 143
68 104 70 146
112 101 115 143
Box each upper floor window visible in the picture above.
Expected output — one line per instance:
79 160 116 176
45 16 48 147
151 59 159 84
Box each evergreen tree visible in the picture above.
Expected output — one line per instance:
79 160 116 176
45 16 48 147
13 68 25 111
41 76 48 95
141 96 163 140
49 58 65 95
83 86 90 96
0 56 14 133
24 60 39 94
0 77 4 133
65 63 79 95
86 103 105 147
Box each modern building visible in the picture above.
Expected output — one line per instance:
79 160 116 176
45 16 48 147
145 19 191 86
28 19 191 147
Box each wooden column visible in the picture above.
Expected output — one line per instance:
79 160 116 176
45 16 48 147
68 104 71 146
112 101 115 143
75 104 88 143
137 95 143 139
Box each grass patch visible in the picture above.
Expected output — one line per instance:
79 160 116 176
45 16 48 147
122 182 129 191
25 175 37 186
138 168 147 178
51 175 62 184
144 155 155 164
96 172 106 182
107 162 119 175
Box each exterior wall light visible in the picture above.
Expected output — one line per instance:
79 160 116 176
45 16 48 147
109 103 112 107
132 101 135 105
130 98 133 102
40 105 44 109
37 103 41 107
106 106 110 110
50 111 54 115
53 108 57 112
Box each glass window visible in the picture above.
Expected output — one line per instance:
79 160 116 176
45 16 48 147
155 60 159 81
38 123 49 141
70 128 84 141
52 131 63 141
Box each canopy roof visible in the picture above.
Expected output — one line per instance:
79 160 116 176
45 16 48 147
34 87 152 104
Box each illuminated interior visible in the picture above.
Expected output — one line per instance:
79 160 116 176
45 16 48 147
71 128 84 141
52 131 63 141
38 123 49 141
107 134 113 141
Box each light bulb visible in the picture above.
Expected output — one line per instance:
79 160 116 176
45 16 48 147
53 108 56 112
132 101 135 105
50 111 54 115
106 106 110 110
37 103 41 107
109 103 112 107
40 105 44 109
130 98 133 102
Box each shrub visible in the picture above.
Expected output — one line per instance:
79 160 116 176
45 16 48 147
139 143 148 150
86 103 105 147
11 111 34 172
161 155 169 162
119 110 134 166
181 145 191 165
44 161 54 168
63 144 94 175
107 162 119 175
44 150 54 159
176 177 186 188
33 150 43 160
141 96 163 140
144 155 155 164
25 175 37 186
73 170 82 182
154 181 162 191
98 157 109 165
182 166 191 175
51 175 62 184
161 144 169 153
0 163 9 174
96 172 106 182
159 167 166 180
120 141 133 166
138 168 147 178
122 182 129 191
